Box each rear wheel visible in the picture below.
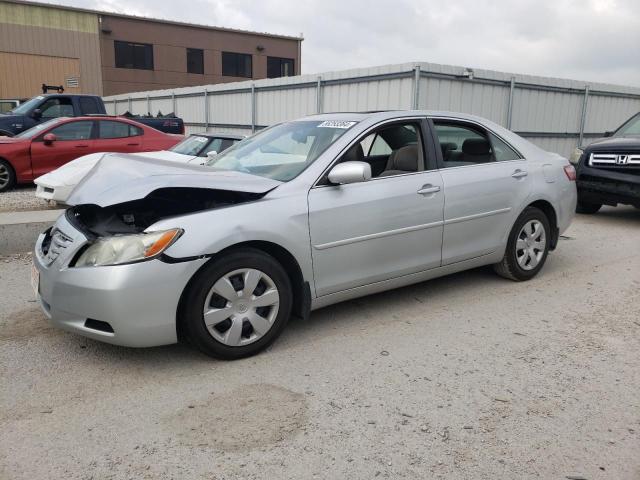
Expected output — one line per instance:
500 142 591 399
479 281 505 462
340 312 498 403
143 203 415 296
0 159 16 193
181 248 292 360
576 200 602 214
493 207 550 281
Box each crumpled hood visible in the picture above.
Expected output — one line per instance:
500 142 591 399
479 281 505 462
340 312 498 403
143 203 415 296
131 150 197 163
66 153 282 207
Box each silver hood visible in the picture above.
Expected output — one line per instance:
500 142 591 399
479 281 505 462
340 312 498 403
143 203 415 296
66 153 282 207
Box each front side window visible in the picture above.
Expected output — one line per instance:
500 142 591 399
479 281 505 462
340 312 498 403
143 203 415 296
338 123 423 178
98 120 138 139
40 97 73 118
222 52 252 78
115 41 154 70
206 120 356 181
47 121 93 141
267 57 295 78
187 48 204 74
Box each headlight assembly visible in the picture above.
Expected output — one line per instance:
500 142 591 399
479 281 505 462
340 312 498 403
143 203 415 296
74 228 182 267
569 147 584 165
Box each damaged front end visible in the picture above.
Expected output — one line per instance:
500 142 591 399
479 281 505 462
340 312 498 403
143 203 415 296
67 187 267 237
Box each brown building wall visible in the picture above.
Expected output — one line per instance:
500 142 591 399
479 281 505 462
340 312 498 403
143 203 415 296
99 15 301 96
0 1 103 97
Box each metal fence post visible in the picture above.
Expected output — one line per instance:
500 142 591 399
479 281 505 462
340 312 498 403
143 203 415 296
412 65 421 109
507 76 516 130
204 90 209 131
171 91 176 115
579 85 590 146
316 76 323 114
251 84 256 133
146 95 150 115
127 96 132 113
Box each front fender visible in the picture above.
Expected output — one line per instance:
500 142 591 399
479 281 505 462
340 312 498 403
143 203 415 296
152 192 314 285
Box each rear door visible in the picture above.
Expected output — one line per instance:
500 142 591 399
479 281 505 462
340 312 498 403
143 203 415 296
430 118 532 265
93 120 144 153
30 120 95 177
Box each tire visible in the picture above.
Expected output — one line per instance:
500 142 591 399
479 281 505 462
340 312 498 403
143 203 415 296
493 206 551 281
575 201 602 214
180 248 293 360
0 159 16 193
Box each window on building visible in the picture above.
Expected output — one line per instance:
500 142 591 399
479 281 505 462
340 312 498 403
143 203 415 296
187 48 204 74
222 52 252 78
114 41 154 70
267 57 295 78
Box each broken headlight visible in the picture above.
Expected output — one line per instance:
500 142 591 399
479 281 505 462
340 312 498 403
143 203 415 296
74 229 183 267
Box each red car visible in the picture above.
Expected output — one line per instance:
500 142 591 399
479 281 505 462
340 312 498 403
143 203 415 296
0 116 183 192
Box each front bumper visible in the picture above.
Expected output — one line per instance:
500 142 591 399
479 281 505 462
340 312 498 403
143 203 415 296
33 213 207 347
577 164 640 207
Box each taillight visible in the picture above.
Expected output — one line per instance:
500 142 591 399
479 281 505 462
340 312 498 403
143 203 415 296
563 165 576 181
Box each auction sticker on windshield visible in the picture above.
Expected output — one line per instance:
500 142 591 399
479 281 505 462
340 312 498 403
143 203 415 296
317 121 357 129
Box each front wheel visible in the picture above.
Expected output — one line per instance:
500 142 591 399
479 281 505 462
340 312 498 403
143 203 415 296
493 207 550 281
180 248 293 360
576 200 602 214
0 159 16 193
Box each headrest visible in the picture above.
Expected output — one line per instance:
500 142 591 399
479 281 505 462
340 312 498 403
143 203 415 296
440 142 457 153
462 138 491 156
388 144 418 171
342 144 364 163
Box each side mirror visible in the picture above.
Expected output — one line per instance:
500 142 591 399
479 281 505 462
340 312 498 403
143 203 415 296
328 161 372 185
603 130 614 137
43 133 56 145
31 108 42 120
206 150 218 160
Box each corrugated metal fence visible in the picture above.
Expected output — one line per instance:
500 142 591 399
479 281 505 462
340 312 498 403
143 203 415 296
104 62 640 157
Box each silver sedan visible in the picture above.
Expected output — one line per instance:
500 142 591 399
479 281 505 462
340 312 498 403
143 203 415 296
33 111 577 359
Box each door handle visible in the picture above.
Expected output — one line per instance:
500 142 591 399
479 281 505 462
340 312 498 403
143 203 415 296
127 143 140 146
417 184 441 195
511 169 528 179
75 144 89 148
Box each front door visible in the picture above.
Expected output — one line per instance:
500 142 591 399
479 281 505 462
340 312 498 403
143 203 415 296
30 120 95 178
431 119 533 265
308 120 445 297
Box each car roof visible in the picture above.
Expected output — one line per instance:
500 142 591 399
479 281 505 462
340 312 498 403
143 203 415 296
297 110 496 124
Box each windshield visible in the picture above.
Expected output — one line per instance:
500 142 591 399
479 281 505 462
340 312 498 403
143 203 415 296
14 118 61 139
615 114 640 137
205 120 356 181
170 135 211 156
8 96 44 115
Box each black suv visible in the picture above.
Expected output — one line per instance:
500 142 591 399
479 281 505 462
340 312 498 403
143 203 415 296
570 112 640 214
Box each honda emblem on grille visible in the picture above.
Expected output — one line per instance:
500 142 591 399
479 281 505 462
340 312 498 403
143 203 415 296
616 155 628 165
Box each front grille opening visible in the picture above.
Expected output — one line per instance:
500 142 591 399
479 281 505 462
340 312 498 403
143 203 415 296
84 319 114 333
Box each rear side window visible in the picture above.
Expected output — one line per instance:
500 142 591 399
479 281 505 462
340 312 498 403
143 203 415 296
48 121 93 140
99 120 140 139
489 133 521 161
79 97 101 115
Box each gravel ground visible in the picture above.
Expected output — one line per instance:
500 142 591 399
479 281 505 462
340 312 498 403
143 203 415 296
0 186 57 212
1 207 639 479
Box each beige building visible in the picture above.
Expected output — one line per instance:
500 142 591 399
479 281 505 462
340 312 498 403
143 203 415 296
0 0 302 98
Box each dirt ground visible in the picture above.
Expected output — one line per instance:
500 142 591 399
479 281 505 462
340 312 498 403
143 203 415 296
1 207 639 479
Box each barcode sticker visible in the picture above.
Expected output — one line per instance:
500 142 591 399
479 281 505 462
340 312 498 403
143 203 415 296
318 121 357 129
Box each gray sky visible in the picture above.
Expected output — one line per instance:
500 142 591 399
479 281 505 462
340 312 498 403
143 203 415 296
49 0 640 86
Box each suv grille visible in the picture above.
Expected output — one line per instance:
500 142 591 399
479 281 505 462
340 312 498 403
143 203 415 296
589 153 640 167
